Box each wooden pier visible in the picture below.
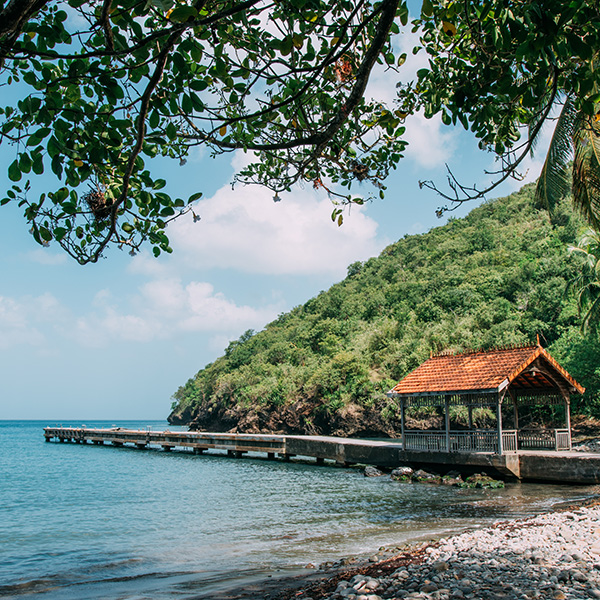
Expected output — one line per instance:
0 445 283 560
43 427 600 484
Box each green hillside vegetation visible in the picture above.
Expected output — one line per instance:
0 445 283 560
168 183 600 435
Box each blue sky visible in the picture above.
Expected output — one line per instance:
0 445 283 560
0 23 552 421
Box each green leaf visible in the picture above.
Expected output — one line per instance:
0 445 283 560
53 227 67 241
280 36 293 56
8 160 21 182
40 227 53 242
188 191 203 202
168 6 198 23
149 110 159 129
32 152 44 175
19 153 32 174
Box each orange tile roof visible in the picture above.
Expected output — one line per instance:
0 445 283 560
389 344 584 395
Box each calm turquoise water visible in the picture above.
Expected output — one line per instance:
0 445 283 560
1 420 598 599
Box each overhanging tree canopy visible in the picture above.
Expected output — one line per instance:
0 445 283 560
411 0 600 227
0 0 408 262
2 0 600 264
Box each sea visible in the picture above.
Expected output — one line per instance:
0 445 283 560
1 420 598 600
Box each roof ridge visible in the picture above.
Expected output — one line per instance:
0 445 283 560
431 342 538 359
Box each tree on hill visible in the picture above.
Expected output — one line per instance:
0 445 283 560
2 0 600 262
168 184 600 433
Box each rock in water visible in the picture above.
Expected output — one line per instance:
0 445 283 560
390 466 413 481
364 465 384 477
411 469 442 484
458 473 505 488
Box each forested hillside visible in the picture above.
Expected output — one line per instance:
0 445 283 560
168 183 600 435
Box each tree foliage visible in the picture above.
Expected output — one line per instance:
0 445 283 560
0 0 407 262
4 0 600 262
411 0 600 226
169 183 600 432
569 228 600 335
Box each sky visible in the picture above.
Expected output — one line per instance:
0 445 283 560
0 16 553 421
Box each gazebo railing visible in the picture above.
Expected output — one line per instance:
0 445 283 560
404 430 500 452
403 428 571 453
502 430 518 453
518 429 571 451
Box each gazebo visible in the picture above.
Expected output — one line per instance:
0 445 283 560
387 343 585 455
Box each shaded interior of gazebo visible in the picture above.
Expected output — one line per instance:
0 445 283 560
387 345 584 455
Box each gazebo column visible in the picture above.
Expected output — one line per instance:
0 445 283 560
496 393 504 455
400 398 406 450
508 389 519 448
445 394 450 452
565 395 572 450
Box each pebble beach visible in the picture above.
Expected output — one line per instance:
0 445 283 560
271 500 600 600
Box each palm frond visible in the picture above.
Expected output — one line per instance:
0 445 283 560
572 113 600 231
570 228 600 336
534 96 578 212
581 284 600 335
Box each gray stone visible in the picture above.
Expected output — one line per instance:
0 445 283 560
364 466 384 477
391 466 414 481
571 570 588 582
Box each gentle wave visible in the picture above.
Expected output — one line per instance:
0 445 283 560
1 421 598 599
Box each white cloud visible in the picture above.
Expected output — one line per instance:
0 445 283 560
403 111 456 168
364 28 455 170
128 251 170 278
69 277 279 348
0 294 62 350
27 249 68 266
169 184 383 277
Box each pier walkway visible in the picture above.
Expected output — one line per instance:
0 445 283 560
43 427 600 484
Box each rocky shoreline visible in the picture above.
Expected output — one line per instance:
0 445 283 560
266 499 600 600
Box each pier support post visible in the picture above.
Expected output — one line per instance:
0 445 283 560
316 457 324 465
234 450 246 458
162 445 172 452
193 447 205 455
267 452 275 460
136 443 146 449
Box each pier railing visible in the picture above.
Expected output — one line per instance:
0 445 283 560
43 427 287 456
44 426 572 460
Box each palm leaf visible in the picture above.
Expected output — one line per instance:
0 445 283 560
534 96 578 212
580 284 600 335
572 113 600 231
569 229 600 335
